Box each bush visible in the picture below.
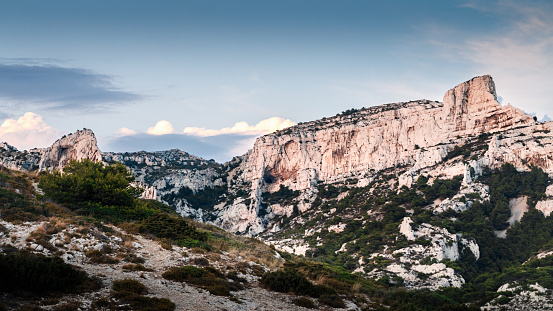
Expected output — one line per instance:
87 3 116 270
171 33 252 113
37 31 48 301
112 279 147 295
122 264 152 272
261 268 343 307
127 296 175 311
141 212 208 242
0 251 100 295
52 302 81 311
162 265 241 296
0 188 45 223
193 257 209 266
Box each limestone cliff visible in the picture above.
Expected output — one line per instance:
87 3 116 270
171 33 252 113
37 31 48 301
234 76 533 196
38 129 102 171
212 75 537 234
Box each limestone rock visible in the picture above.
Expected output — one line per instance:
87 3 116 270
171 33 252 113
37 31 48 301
38 129 102 171
233 76 533 199
216 75 537 234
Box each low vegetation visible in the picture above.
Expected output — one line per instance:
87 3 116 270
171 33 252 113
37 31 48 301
0 250 100 295
162 265 244 297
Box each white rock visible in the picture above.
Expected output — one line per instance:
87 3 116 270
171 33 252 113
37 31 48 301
399 217 416 241
536 199 553 217
39 129 102 171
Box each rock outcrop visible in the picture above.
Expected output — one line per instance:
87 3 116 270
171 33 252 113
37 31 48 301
0 129 103 172
38 129 102 171
0 143 43 171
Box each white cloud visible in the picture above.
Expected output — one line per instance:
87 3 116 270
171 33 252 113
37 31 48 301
114 127 137 137
182 117 296 137
0 112 60 150
146 120 175 135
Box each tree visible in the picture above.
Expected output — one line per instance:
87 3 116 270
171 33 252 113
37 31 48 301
39 159 140 208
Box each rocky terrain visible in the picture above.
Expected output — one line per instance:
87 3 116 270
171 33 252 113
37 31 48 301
1 75 553 310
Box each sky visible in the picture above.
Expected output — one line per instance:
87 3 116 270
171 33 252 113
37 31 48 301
0 0 552 162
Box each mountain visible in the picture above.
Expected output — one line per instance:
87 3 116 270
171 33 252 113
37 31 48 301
1 75 553 310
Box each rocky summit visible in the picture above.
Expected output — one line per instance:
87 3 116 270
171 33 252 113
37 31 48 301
1 75 553 310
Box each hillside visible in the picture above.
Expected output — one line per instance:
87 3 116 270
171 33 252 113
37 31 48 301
1 75 553 310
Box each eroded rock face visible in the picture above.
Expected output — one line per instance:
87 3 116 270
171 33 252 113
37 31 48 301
440 75 532 138
38 129 102 171
212 76 536 234
234 76 533 197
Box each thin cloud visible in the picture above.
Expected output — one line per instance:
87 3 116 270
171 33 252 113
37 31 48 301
0 62 141 112
0 112 60 150
106 117 296 162
182 117 295 137
115 127 137 137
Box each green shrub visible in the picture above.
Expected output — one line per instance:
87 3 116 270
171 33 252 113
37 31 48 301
141 212 208 242
127 296 175 311
93 280 175 311
162 265 241 296
193 257 209 266
112 278 147 295
162 265 204 281
0 188 45 223
0 251 100 295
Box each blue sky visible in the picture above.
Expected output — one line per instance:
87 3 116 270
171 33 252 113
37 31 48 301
0 0 552 162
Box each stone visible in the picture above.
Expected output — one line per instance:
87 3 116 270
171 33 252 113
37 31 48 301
214 75 540 234
38 129 102 171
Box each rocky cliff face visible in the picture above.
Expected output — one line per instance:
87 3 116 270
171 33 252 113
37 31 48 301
38 129 102 171
210 75 539 235
234 75 533 197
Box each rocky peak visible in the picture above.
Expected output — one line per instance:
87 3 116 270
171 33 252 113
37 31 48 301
441 75 533 138
38 129 102 171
